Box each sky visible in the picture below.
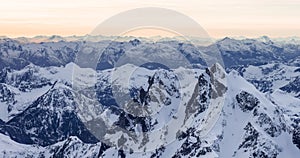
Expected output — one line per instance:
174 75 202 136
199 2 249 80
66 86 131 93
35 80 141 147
0 0 300 38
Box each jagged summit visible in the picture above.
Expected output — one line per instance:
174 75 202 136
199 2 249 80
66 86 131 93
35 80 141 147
0 37 299 157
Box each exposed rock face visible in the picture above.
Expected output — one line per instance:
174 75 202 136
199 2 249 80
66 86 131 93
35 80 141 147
0 83 16 105
0 37 299 157
236 123 281 158
1 86 98 146
293 126 300 149
280 76 300 98
236 91 260 112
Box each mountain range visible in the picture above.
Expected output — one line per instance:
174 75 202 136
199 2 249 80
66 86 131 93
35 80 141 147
0 36 299 157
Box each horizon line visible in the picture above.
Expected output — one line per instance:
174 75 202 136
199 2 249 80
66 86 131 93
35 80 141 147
1 34 300 40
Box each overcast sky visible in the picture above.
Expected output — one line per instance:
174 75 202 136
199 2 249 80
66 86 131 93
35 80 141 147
1 0 299 38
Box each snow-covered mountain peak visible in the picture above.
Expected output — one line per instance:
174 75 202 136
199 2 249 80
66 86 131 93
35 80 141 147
0 37 299 157
257 36 273 44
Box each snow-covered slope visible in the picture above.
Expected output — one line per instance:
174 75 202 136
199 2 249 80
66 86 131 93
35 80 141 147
0 37 299 157
235 63 300 94
0 62 297 157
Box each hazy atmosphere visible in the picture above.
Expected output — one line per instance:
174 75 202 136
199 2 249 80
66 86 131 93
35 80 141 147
0 1 300 157
1 0 300 38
